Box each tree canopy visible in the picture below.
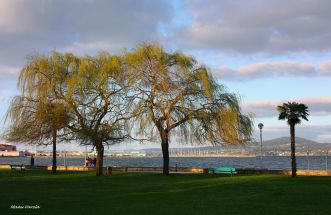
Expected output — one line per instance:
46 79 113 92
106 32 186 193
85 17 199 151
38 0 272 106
4 51 135 176
125 44 253 175
277 102 309 126
3 44 253 176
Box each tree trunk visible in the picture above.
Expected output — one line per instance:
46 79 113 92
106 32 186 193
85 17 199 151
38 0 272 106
290 124 296 177
52 128 57 174
95 143 104 176
161 132 170 176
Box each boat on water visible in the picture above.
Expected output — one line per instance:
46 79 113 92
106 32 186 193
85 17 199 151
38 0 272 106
0 144 25 157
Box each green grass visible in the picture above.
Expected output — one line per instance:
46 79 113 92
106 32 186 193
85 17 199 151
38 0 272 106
1 170 331 215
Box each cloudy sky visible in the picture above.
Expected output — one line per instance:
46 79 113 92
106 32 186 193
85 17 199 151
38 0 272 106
0 0 331 150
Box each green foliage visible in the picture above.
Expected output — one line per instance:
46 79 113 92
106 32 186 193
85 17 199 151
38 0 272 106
126 43 253 145
4 52 70 145
4 50 135 153
3 44 253 175
4 51 135 175
277 102 309 126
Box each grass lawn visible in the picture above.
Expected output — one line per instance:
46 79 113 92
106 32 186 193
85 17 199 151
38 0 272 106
0 170 330 215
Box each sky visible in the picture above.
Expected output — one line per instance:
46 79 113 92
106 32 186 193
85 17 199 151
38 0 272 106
0 0 330 151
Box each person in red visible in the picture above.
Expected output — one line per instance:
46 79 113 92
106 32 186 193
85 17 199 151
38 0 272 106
85 157 89 167
88 157 92 166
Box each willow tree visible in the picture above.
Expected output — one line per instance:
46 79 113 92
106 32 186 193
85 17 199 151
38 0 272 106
5 52 133 176
4 55 69 173
277 102 309 177
64 53 133 176
40 51 132 176
126 44 253 175
4 97 69 173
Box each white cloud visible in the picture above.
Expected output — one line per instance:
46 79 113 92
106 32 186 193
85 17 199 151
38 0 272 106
317 134 331 143
63 41 122 56
243 96 331 118
0 0 172 65
319 60 331 74
254 124 331 142
264 124 331 131
177 0 331 54
0 1 37 34
0 66 20 81
213 60 331 81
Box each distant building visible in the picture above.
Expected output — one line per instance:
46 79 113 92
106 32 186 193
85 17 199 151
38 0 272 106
104 150 146 157
0 144 24 157
0 144 17 151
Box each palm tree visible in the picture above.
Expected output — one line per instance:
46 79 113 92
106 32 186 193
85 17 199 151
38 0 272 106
277 102 309 177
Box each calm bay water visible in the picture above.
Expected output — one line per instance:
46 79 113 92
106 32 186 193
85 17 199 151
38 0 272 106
0 156 330 170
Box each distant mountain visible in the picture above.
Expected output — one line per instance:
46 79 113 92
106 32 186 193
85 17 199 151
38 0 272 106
139 137 331 154
257 137 331 151
262 137 319 146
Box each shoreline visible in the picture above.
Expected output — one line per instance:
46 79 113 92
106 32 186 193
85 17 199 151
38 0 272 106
1 164 331 176
0 154 327 158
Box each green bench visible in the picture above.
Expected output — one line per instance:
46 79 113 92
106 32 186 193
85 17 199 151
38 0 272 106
11 165 26 171
209 167 237 176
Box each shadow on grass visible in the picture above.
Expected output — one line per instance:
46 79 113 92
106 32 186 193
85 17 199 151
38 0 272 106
1 170 331 215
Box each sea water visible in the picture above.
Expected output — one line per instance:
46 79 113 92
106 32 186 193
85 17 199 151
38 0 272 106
0 156 330 170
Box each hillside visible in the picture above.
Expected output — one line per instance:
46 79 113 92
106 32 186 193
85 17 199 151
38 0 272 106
142 137 331 155
262 137 319 146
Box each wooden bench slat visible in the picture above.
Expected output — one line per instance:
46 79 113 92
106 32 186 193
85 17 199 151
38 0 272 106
209 167 237 175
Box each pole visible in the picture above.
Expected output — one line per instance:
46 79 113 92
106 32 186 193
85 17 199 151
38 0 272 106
84 145 87 166
260 128 263 169
35 145 37 164
306 145 310 170
64 151 66 167
326 151 328 171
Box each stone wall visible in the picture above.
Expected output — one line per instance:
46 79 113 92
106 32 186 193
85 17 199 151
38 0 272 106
1 164 331 176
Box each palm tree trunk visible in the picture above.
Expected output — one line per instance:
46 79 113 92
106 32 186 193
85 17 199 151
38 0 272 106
290 124 297 177
52 128 57 174
161 131 170 176
95 143 104 176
